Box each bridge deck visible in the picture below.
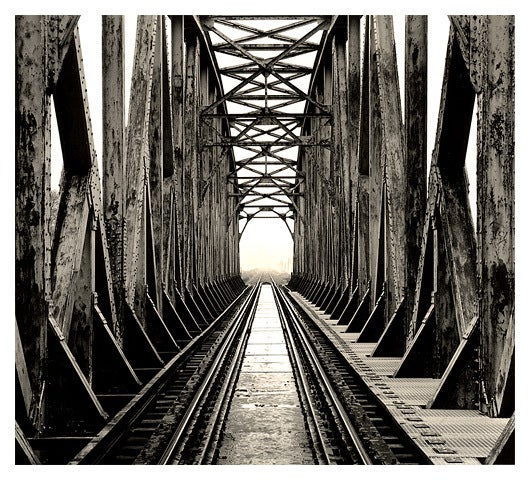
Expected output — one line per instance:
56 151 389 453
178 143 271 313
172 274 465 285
291 292 510 465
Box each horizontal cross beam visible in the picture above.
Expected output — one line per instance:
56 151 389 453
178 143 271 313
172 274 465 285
204 140 330 147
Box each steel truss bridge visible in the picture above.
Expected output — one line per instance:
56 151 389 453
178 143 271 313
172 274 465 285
15 15 514 464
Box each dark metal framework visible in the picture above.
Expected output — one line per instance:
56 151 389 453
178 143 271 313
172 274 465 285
15 16 245 463
197 16 334 237
289 15 514 427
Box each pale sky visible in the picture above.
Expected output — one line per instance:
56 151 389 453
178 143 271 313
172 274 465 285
50 14 476 275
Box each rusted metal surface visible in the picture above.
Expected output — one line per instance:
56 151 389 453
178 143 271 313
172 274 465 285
347 17 361 287
182 30 198 292
356 22 371 299
124 15 157 306
289 14 514 424
170 15 184 295
372 15 406 318
102 15 125 342
472 16 515 417
332 25 351 289
368 18 383 309
391 28 479 398
51 175 90 334
147 18 164 310
404 16 427 344
15 16 51 433
15 15 245 456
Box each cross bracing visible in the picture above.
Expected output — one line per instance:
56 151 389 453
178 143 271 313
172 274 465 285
198 16 334 235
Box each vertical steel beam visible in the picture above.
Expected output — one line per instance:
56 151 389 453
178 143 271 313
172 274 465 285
372 15 406 317
161 16 178 298
323 63 333 286
474 16 515 417
404 16 428 338
171 15 185 293
102 15 125 339
183 26 200 291
368 18 383 308
148 16 164 309
348 16 361 286
124 15 157 306
15 15 51 431
332 25 350 289
357 17 371 298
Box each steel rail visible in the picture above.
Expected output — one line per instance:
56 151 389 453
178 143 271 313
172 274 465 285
70 286 251 465
271 281 330 464
271 281 373 465
194 282 261 464
158 282 262 464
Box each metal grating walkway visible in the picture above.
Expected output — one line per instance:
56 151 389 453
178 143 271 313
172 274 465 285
291 291 511 465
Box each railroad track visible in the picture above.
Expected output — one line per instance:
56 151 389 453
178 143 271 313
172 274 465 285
70 283 259 465
162 279 425 465
273 282 430 465
272 281 371 464
157 282 261 464
71 279 428 465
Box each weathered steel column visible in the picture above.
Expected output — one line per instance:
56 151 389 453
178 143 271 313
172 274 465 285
348 16 361 287
124 16 157 307
356 17 371 299
161 16 178 299
373 15 406 318
323 62 334 288
332 24 350 290
293 145 305 279
15 15 51 432
148 16 164 309
183 27 199 291
319 74 329 289
404 16 428 339
368 18 383 307
474 16 515 417
102 15 125 340
170 15 185 294
198 61 209 286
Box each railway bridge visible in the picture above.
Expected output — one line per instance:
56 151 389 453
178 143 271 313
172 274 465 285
15 14 514 465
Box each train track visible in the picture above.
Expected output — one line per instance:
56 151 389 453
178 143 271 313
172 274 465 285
70 284 259 465
156 283 261 464
274 282 430 465
71 279 428 465
159 280 426 465
272 281 371 464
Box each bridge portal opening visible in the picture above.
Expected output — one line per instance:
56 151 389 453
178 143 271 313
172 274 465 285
239 218 293 283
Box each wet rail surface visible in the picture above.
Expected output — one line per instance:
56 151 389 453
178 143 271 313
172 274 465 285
71 281 428 465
